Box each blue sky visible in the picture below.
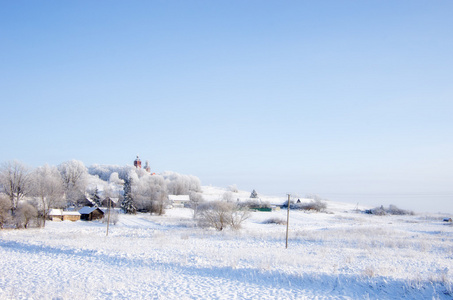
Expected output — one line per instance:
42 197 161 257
1 1 452 213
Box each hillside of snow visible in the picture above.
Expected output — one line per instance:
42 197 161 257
0 186 452 299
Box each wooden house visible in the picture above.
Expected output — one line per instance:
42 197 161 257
168 195 190 208
102 197 118 208
48 209 64 221
79 206 104 221
48 209 81 221
62 211 81 221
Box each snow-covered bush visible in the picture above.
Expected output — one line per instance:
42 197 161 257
188 191 204 219
298 199 327 212
365 205 414 216
14 202 38 229
262 217 286 225
197 201 250 231
281 199 327 212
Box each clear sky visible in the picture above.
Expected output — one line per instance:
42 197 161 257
1 1 452 213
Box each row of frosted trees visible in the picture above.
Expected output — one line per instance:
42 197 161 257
0 160 202 229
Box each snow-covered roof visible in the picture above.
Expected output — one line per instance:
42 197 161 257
168 195 190 202
48 209 63 216
79 206 100 214
63 211 81 216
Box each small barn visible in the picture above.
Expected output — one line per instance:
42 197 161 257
79 206 104 221
48 209 64 221
168 195 190 208
48 209 81 221
62 211 81 221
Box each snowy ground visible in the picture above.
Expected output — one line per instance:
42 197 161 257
1 188 452 299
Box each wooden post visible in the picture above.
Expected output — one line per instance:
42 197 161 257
106 198 111 236
285 194 290 249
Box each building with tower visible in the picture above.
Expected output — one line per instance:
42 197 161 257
134 156 142 169
144 161 151 173
133 156 152 174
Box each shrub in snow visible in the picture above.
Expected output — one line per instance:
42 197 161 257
282 199 327 212
365 205 414 216
262 218 287 225
250 189 258 198
197 201 250 231
299 199 327 212
14 202 38 229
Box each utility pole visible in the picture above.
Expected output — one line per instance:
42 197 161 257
285 194 290 249
106 198 111 236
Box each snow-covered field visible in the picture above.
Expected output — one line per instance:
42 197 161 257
1 188 452 299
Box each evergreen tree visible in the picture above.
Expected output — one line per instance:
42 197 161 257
121 175 136 214
250 189 258 198
92 187 102 207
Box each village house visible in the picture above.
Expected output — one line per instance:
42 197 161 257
48 209 81 222
79 206 104 221
101 197 118 208
168 195 190 208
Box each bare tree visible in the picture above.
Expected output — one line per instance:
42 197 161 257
0 160 32 214
30 164 65 227
58 160 88 206
189 191 204 219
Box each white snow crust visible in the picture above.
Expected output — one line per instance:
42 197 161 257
0 186 452 299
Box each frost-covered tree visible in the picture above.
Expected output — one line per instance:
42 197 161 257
228 184 238 193
188 191 204 219
163 171 201 195
14 202 38 229
222 191 234 202
0 160 32 213
30 164 65 227
88 164 134 182
0 195 11 228
121 175 136 214
134 174 167 215
250 189 258 199
58 160 88 206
